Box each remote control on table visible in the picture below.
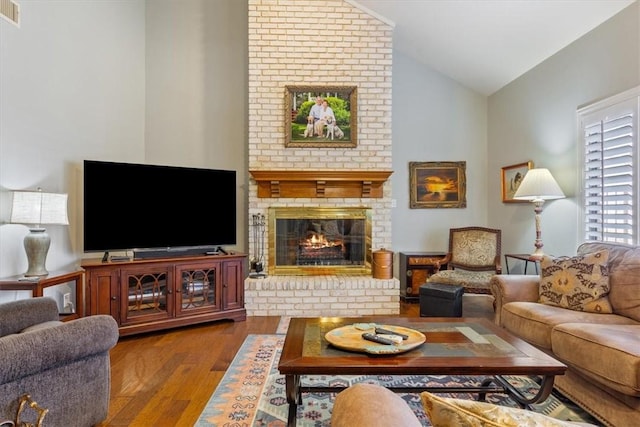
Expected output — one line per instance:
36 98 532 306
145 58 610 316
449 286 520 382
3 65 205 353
362 332 395 345
375 327 409 340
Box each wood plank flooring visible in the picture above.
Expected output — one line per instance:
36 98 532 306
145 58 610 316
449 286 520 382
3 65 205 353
98 295 494 426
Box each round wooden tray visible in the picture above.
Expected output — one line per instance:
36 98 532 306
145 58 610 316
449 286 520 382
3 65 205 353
325 323 426 355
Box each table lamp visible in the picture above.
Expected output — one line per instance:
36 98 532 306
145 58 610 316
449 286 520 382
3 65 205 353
10 188 69 276
513 168 565 258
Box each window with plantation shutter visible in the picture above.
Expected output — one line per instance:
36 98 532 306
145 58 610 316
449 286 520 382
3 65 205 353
578 87 640 244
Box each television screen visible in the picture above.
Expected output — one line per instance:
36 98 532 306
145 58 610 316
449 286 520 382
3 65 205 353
83 160 236 255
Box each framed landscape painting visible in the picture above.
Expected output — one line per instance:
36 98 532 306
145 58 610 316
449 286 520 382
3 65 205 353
409 161 467 209
284 85 357 148
501 161 533 203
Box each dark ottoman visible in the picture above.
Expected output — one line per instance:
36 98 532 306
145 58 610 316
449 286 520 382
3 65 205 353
419 283 464 317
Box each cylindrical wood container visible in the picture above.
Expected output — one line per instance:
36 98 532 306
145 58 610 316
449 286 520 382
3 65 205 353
372 248 393 279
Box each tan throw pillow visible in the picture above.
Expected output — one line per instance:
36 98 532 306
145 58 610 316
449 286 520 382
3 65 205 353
539 250 612 313
420 392 585 427
332 383 422 427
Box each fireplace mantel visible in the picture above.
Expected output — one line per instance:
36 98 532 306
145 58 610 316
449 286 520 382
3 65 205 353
249 170 393 198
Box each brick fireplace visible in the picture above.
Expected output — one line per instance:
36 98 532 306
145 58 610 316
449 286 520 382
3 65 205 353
245 0 398 317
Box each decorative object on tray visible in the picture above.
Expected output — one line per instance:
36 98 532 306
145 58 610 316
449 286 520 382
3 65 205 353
324 323 426 354
409 161 467 209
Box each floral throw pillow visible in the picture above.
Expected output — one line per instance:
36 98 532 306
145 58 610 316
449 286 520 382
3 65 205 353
539 250 612 313
420 392 581 427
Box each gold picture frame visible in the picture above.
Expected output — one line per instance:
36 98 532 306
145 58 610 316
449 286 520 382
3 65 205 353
409 161 467 209
501 161 533 203
285 85 357 148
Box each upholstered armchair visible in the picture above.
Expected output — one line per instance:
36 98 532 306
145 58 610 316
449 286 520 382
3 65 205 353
0 297 119 426
427 226 502 294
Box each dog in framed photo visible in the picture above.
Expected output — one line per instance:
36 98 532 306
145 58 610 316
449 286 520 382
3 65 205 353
325 117 344 140
325 116 335 139
303 115 315 138
332 123 344 139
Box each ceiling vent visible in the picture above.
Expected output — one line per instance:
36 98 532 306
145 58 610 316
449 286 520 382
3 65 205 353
1 0 19 27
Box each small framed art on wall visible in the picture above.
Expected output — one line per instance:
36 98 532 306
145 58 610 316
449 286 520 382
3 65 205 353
501 161 533 203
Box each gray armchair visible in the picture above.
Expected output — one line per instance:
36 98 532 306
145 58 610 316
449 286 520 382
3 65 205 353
0 297 118 426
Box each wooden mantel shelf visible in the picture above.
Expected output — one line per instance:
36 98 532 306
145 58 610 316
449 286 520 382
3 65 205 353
249 170 393 198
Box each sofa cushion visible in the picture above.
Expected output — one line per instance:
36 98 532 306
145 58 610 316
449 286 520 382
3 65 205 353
609 248 640 322
501 302 636 350
420 391 592 426
0 297 59 337
577 241 634 271
427 270 494 293
551 323 640 397
21 320 64 333
539 251 612 313
331 383 421 427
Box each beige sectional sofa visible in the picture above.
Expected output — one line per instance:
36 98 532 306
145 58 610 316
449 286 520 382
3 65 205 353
490 242 640 427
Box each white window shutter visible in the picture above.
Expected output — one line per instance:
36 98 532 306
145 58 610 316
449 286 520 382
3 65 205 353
579 88 639 244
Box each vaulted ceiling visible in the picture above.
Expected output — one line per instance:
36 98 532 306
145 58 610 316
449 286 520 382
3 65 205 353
350 0 636 95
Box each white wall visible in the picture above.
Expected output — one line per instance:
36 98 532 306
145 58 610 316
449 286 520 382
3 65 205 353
0 0 248 285
145 0 248 254
487 2 640 263
391 51 488 260
0 0 146 280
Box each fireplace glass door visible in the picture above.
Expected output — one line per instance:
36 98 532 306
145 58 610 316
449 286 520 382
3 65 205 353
268 207 371 275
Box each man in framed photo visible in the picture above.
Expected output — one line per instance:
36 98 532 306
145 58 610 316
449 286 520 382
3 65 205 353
309 96 324 129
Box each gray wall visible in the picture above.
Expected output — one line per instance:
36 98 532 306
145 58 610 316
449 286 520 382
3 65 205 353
391 51 488 264
0 0 247 281
144 0 248 253
487 2 639 263
0 0 146 279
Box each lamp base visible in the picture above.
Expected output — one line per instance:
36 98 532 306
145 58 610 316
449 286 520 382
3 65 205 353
529 243 545 260
24 228 51 277
528 201 546 261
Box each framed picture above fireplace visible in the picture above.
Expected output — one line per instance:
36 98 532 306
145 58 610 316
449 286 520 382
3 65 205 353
285 85 357 148
409 161 467 209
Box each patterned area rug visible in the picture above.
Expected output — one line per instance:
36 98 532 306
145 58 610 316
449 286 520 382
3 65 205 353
195 334 601 426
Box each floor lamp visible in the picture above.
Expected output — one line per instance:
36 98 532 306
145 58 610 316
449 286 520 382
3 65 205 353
513 168 565 258
10 188 69 276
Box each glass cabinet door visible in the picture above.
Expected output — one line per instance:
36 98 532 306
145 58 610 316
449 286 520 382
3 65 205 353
121 267 173 325
177 263 221 315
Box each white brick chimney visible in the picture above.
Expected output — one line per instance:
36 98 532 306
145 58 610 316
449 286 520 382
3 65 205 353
245 0 399 316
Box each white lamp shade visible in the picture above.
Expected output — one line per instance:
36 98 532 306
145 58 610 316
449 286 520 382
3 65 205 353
513 168 565 201
10 190 69 226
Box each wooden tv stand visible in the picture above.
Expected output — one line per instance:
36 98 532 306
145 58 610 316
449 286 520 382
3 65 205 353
82 253 247 336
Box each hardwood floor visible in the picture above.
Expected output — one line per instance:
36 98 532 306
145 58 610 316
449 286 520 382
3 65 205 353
99 295 494 426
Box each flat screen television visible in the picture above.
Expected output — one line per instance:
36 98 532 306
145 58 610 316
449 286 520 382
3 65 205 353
83 160 236 259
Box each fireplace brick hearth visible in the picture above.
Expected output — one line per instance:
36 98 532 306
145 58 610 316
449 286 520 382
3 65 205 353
245 276 399 317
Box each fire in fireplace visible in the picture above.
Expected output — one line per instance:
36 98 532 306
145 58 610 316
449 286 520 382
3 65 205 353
268 207 372 275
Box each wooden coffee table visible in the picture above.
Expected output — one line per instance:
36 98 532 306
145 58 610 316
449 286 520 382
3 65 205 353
278 317 567 427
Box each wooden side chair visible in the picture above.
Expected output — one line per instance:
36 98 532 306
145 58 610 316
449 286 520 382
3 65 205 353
426 226 502 294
